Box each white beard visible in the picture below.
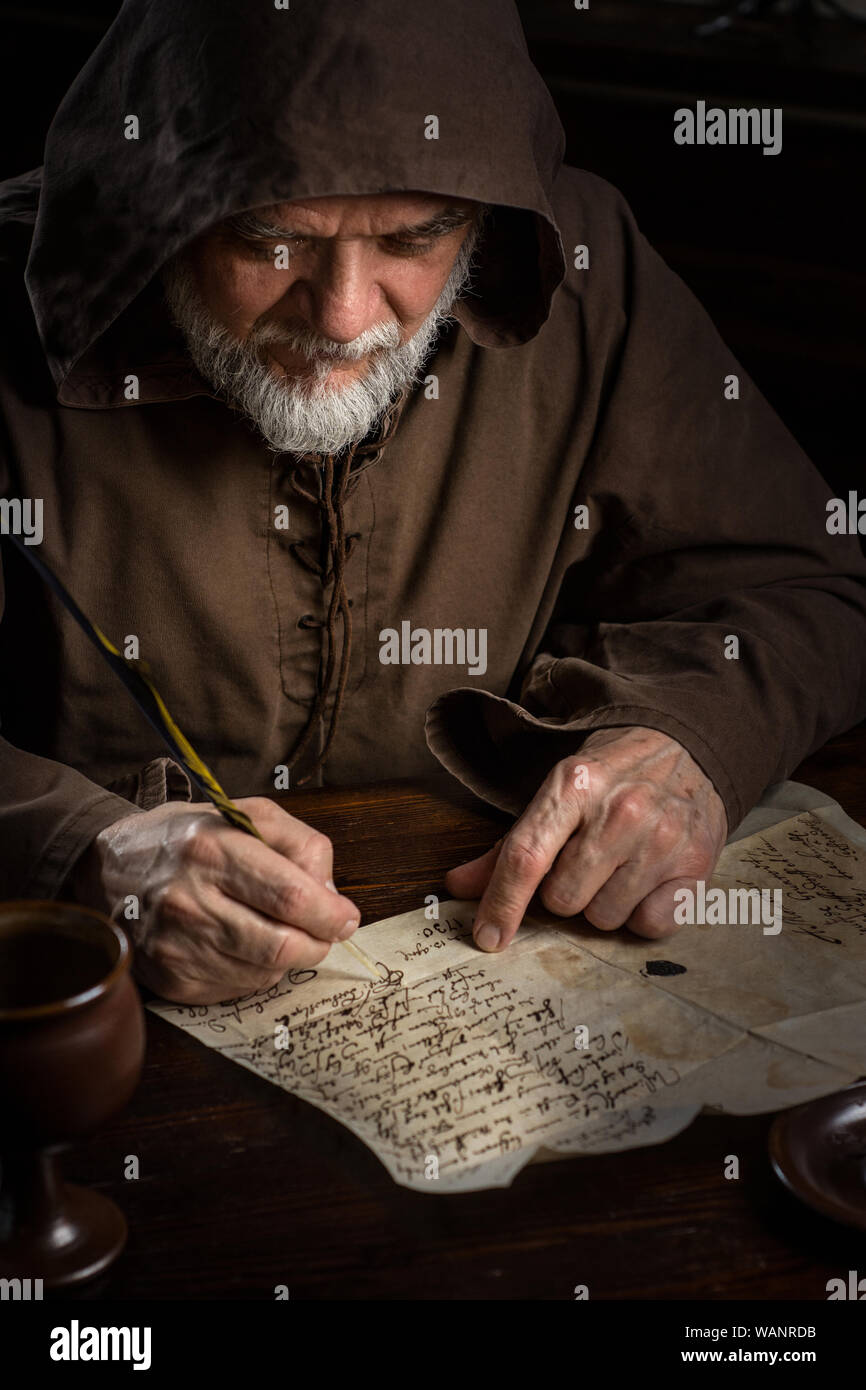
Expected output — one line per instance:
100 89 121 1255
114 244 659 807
161 224 483 457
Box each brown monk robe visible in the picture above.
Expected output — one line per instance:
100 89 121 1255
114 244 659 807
1 0 865 908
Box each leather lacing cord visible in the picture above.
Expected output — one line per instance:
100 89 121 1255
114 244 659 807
283 388 408 785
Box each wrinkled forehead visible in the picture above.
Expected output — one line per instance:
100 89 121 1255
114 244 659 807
228 190 483 238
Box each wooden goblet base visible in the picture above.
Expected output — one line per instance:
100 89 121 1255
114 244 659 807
0 1152 127 1289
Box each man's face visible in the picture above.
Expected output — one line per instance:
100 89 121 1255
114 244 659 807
162 191 486 456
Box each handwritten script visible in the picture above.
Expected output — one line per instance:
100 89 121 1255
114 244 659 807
150 809 866 1191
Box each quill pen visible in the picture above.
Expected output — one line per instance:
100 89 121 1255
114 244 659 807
4 533 385 981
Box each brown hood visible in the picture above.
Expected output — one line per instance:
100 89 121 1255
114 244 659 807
4 0 571 787
23 0 567 396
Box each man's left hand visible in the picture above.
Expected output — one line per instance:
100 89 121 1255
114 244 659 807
444 726 728 950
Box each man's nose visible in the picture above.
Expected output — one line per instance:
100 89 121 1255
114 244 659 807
287 241 382 344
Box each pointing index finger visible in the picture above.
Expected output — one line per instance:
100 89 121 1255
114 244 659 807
473 764 589 952
473 836 550 951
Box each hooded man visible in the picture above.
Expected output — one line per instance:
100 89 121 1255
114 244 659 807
1 0 864 1005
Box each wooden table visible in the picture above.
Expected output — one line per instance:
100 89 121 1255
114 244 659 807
62 722 866 1302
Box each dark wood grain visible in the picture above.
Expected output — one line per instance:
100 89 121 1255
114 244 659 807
55 722 866 1301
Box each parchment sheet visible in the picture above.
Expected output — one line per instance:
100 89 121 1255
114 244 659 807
148 781 866 1192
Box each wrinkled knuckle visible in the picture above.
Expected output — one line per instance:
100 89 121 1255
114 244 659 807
540 876 577 916
684 847 718 879
304 829 332 860
153 884 197 928
615 789 649 827
178 823 221 868
500 836 547 878
175 831 199 866
271 878 306 922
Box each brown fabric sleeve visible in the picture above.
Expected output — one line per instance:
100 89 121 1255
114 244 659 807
0 736 142 898
425 689 742 829
103 755 193 812
0 740 193 900
425 192 866 834
1 445 193 897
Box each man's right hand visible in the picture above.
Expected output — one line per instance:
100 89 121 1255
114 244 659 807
63 798 361 1004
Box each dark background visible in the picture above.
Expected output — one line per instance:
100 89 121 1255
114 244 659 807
1 0 863 495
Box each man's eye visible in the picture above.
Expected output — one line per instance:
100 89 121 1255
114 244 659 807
244 237 307 260
239 234 433 259
385 237 434 257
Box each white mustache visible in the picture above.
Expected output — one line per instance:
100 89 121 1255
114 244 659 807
161 215 482 454
251 318 402 363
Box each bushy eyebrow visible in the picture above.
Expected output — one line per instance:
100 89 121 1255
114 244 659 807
224 204 475 242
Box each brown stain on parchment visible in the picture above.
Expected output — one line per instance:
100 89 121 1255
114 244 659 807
619 1016 690 1062
534 942 596 989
